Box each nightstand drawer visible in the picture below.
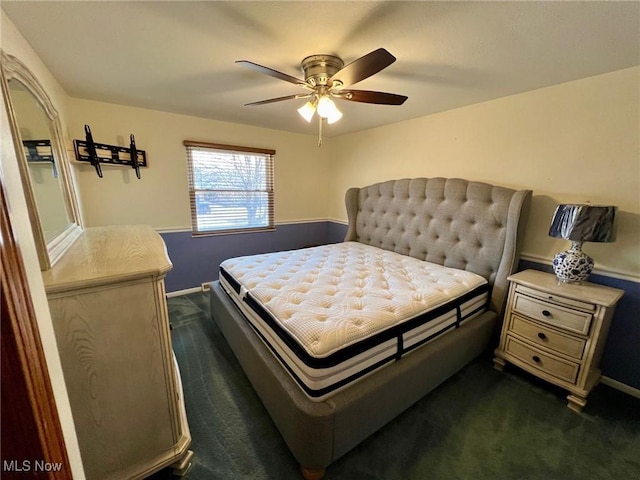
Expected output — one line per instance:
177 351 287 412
515 285 595 312
510 315 586 359
512 293 592 335
505 336 579 384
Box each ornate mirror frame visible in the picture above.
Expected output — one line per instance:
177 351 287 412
1 51 82 270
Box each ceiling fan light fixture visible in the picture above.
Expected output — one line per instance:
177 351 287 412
297 101 316 122
326 108 342 124
237 48 407 142
317 96 341 122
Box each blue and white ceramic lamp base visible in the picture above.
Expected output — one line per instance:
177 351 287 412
552 241 594 283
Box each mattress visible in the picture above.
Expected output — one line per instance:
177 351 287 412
219 242 489 401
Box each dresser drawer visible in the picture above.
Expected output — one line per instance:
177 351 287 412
509 314 586 359
512 293 592 335
505 336 579 384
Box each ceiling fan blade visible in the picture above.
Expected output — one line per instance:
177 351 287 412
244 93 312 106
329 48 396 87
236 60 308 87
339 90 407 105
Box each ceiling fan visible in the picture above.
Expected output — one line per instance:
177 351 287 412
236 48 407 145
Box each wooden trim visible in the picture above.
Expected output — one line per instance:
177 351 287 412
519 253 640 284
191 226 277 237
0 182 72 478
183 140 276 156
600 376 640 399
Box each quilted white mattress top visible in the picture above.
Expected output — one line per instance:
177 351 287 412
220 242 487 359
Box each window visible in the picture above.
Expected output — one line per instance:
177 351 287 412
184 141 275 235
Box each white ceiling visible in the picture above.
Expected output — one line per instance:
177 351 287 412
3 1 639 137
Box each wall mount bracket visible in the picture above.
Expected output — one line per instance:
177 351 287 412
73 125 147 178
23 139 58 177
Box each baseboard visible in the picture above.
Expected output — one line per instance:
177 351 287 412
166 287 202 298
600 376 640 399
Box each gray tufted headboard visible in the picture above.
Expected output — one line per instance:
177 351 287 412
344 178 532 315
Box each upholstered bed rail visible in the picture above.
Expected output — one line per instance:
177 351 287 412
344 178 531 315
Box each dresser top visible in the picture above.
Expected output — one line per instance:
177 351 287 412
508 269 624 307
43 225 172 293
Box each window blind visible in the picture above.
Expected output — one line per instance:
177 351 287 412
184 141 275 235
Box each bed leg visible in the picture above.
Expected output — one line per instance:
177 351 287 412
300 465 326 480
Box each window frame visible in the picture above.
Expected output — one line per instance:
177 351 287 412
184 140 275 236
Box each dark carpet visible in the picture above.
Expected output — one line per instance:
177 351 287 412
150 292 640 480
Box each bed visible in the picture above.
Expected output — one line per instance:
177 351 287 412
210 177 531 479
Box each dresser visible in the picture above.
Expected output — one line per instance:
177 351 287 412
493 269 623 412
43 225 192 479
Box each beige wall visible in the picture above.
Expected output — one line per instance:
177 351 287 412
68 66 640 279
4 2 637 282
67 99 328 229
1 10 84 478
327 67 640 279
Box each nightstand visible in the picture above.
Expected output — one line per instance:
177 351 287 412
493 269 623 412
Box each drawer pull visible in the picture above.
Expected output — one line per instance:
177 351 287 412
537 332 547 340
541 310 552 317
532 355 541 363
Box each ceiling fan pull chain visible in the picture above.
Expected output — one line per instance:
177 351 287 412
318 117 323 147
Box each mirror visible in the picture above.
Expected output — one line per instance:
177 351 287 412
10 80 71 242
1 51 81 270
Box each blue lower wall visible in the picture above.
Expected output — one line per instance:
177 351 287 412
161 222 330 293
327 221 348 244
162 220 639 390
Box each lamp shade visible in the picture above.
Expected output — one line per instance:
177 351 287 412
297 101 316 123
317 96 342 121
548 204 616 243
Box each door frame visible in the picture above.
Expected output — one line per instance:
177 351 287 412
1 181 72 479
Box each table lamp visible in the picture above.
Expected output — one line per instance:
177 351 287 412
548 204 617 283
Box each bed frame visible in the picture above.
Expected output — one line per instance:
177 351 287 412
210 178 531 479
